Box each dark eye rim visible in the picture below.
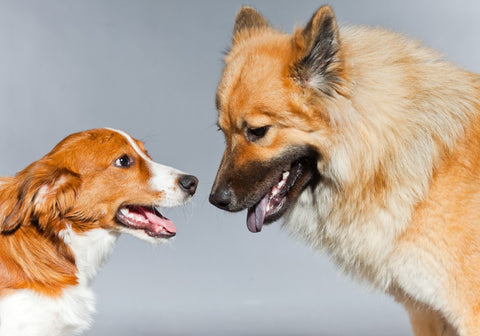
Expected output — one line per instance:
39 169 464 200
114 154 134 168
246 125 270 142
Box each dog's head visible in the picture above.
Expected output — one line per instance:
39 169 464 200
210 6 346 232
0 128 198 243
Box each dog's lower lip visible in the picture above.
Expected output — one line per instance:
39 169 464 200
116 205 176 238
145 230 176 238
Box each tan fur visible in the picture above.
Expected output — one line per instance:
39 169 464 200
212 5 480 335
0 129 176 297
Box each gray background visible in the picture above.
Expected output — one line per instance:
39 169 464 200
0 1 479 335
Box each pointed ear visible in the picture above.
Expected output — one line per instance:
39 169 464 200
292 6 343 95
233 6 270 43
0 163 81 234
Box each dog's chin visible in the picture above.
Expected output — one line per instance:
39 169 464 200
116 226 173 244
246 156 318 233
114 205 176 244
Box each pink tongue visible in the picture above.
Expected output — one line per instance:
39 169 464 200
247 194 268 233
141 208 177 234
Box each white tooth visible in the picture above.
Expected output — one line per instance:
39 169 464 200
120 208 129 216
282 171 289 180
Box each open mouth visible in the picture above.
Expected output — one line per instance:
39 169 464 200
116 205 176 238
247 159 315 233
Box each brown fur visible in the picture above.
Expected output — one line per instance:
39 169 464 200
211 5 480 335
0 129 166 297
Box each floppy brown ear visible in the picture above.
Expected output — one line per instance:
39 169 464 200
232 6 270 43
0 163 81 234
292 6 343 95
0 177 25 233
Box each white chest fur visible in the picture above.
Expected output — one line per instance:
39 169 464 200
62 227 120 285
0 229 119 336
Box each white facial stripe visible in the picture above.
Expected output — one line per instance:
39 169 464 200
105 127 151 162
105 127 183 174
105 128 191 207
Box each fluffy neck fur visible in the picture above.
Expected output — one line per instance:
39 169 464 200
284 26 480 289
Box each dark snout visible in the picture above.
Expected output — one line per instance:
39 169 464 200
209 152 263 212
209 186 233 210
209 149 270 212
209 152 238 211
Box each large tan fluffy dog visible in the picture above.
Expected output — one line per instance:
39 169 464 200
209 5 480 336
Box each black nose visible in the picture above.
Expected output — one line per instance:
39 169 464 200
209 187 232 210
178 175 198 196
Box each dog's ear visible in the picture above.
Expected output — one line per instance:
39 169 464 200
292 6 343 96
232 6 270 44
0 163 81 234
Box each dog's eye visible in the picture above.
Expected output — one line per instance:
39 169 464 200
246 126 270 142
114 155 134 168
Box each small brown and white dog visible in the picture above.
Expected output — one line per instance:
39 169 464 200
210 5 480 336
0 128 197 336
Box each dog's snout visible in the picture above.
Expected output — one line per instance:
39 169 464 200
209 187 233 210
178 175 198 196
